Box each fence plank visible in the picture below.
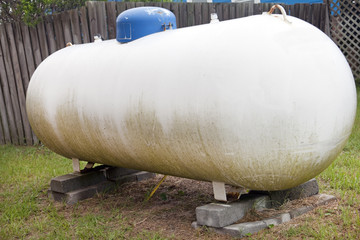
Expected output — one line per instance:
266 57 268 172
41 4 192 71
288 4 296 18
324 4 330 37
311 4 320 29
70 9 82 44
0 25 22 145
0 56 12 144
0 87 8 144
170 3 180 27
13 22 36 147
201 3 209 24
29 26 42 68
179 2 187 28
126 2 136 9
230 3 236 20
106 2 117 40
305 4 312 24
215 4 223 21
223 3 230 21
61 11 73 44
320 3 327 34
44 16 57 54
36 21 49 59
194 3 202 25
21 24 37 79
16 24 40 145
5 23 33 145
116 2 126 15
53 13 65 48
135 2 145 8
79 7 90 44
13 23 30 91
95 1 107 40
87 1 98 42
253 3 262 15
297 3 305 19
187 3 195 27
0 103 5 144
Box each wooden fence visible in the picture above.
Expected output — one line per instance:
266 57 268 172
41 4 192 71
0 1 331 145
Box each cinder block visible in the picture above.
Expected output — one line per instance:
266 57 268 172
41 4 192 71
110 171 155 185
49 181 116 205
263 213 291 226
105 167 139 180
196 194 270 228
268 179 319 207
50 170 107 193
315 194 337 207
220 221 268 237
110 174 137 185
136 172 156 181
289 205 314 218
251 179 319 208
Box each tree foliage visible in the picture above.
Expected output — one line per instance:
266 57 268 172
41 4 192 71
0 0 87 26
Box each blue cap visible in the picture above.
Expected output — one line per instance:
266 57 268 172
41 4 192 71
116 7 177 43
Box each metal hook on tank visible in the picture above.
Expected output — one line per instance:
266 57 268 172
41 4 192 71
266 4 291 24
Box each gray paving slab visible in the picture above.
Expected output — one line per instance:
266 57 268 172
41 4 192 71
220 220 268 237
251 179 319 208
196 194 270 228
136 172 156 181
49 181 116 205
268 179 319 207
105 167 139 180
110 171 155 185
50 170 107 193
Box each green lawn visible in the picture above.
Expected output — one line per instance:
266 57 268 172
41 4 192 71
1 86 360 239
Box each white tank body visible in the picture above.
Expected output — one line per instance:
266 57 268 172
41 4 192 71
26 13 357 190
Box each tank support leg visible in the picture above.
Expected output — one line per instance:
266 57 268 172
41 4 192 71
212 181 227 202
84 162 95 169
72 158 80 172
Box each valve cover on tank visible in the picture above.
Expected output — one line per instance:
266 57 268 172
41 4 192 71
26 10 357 191
116 7 177 43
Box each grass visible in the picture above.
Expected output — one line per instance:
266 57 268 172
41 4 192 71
1 86 360 239
0 146 169 240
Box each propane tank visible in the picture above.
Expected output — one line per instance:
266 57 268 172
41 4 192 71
26 6 356 191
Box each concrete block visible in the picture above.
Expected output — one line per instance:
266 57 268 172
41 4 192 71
105 167 139 180
136 171 156 181
268 179 319 207
263 213 291 226
220 221 267 237
111 174 137 185
315 194 337 207
289 205 314 218
109 171 155 185
289 194 336 218
50 170 107 193
217 213 291 237
196 194 270 228
50 181 116 205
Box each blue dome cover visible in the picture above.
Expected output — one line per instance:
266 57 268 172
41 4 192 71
116 7 177 43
